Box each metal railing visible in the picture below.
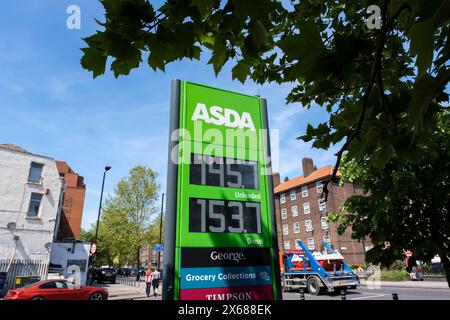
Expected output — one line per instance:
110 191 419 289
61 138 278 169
116 275 142 287
0 259 48 292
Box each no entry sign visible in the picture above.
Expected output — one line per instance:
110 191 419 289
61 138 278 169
163 80 281 300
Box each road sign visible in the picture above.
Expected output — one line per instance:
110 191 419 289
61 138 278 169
403 251 413 257
155 244 163 253
90 243 97 255
163 80 281 301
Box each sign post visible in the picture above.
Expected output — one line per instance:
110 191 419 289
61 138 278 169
163 80 281 300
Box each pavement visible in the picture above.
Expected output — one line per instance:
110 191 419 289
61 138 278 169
98 280 449 300
360 279 448 289
283 286 450 300
283 281 450 300
94 282 162 300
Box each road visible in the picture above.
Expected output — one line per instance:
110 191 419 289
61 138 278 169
98 281 450 301
282 286 450 300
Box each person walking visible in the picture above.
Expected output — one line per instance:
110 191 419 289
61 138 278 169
151 268 161 297
145 268 153 297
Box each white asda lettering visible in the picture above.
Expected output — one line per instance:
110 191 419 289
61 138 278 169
191 103 256 131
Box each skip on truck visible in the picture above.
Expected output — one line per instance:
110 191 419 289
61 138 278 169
279 240 360 295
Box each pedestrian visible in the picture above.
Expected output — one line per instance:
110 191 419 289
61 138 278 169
145 268 152 297
151 268 161 297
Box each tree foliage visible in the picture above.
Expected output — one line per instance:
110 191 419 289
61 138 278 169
329 112 450 287
80 166 161 267
81 0 450 197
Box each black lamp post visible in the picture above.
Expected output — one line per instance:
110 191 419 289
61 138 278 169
88 165 111 285
94 166 111 242
157 193 165 269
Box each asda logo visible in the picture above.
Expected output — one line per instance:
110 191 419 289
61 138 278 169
191 103 256 131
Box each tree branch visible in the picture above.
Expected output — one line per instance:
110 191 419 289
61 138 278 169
321 2 409 202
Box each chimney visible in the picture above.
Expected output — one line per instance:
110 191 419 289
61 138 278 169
272 172 280 188
302 157 315 177
284 177 289 182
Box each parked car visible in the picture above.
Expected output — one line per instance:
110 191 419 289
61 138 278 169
4 279 108 300
130 268 144 277
117 268 131 276
94 267 117 284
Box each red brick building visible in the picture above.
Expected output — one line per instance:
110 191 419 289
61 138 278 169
273 158 370 266
56 161 86 241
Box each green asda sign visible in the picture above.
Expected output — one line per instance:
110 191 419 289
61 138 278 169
163 80 281 300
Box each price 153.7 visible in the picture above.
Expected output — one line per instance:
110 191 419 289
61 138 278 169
189 198 262 234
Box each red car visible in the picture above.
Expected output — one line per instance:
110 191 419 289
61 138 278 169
4 279 108 300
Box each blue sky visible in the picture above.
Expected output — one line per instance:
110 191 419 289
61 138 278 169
0 1 339 229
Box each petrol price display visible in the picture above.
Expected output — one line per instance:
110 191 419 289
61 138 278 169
190 154 259 190
189 198 261 234
164 80 281 301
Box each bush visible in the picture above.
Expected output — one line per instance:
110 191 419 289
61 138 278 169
389 260 406 271
381 270 409 281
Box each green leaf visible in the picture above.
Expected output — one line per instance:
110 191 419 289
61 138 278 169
252 20 269 49
278 20 326 80
408 75 440 134
232 0 272 21
373 144 396 168
191 0 218 16
148 52 164 71
232 60 250 83
410 19 435 78
80 47 107 78
208 39 228 76
109 43 141 77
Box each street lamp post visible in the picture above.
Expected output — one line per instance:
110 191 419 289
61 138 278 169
157 193 165 269
88 165 111 285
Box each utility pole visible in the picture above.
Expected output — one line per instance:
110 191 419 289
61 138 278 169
157 193 165 269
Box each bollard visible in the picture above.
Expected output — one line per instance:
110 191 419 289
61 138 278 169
299 288 305 300
341 289 347 300
392 293 399 300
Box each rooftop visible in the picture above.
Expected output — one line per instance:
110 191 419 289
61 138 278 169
0 143 30 154
274 165 340 194
0 143 55 160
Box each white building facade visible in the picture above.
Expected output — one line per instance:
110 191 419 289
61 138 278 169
0 144 64 264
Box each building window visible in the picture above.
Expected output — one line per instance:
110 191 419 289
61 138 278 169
323 235 331 244
294 239 301 249
280 193 286 204
316 181 323 193
301 185 308 197
307 237 315 250
319 199 327 212
27 193 43 217
282 224 289 236
321 217 329 230
305 219 313 232
284 241 291 250
290 190 296 201
28 162 44 183
293 222 300 234
281 208 287 220
291 206 298 217
303 202 310 214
